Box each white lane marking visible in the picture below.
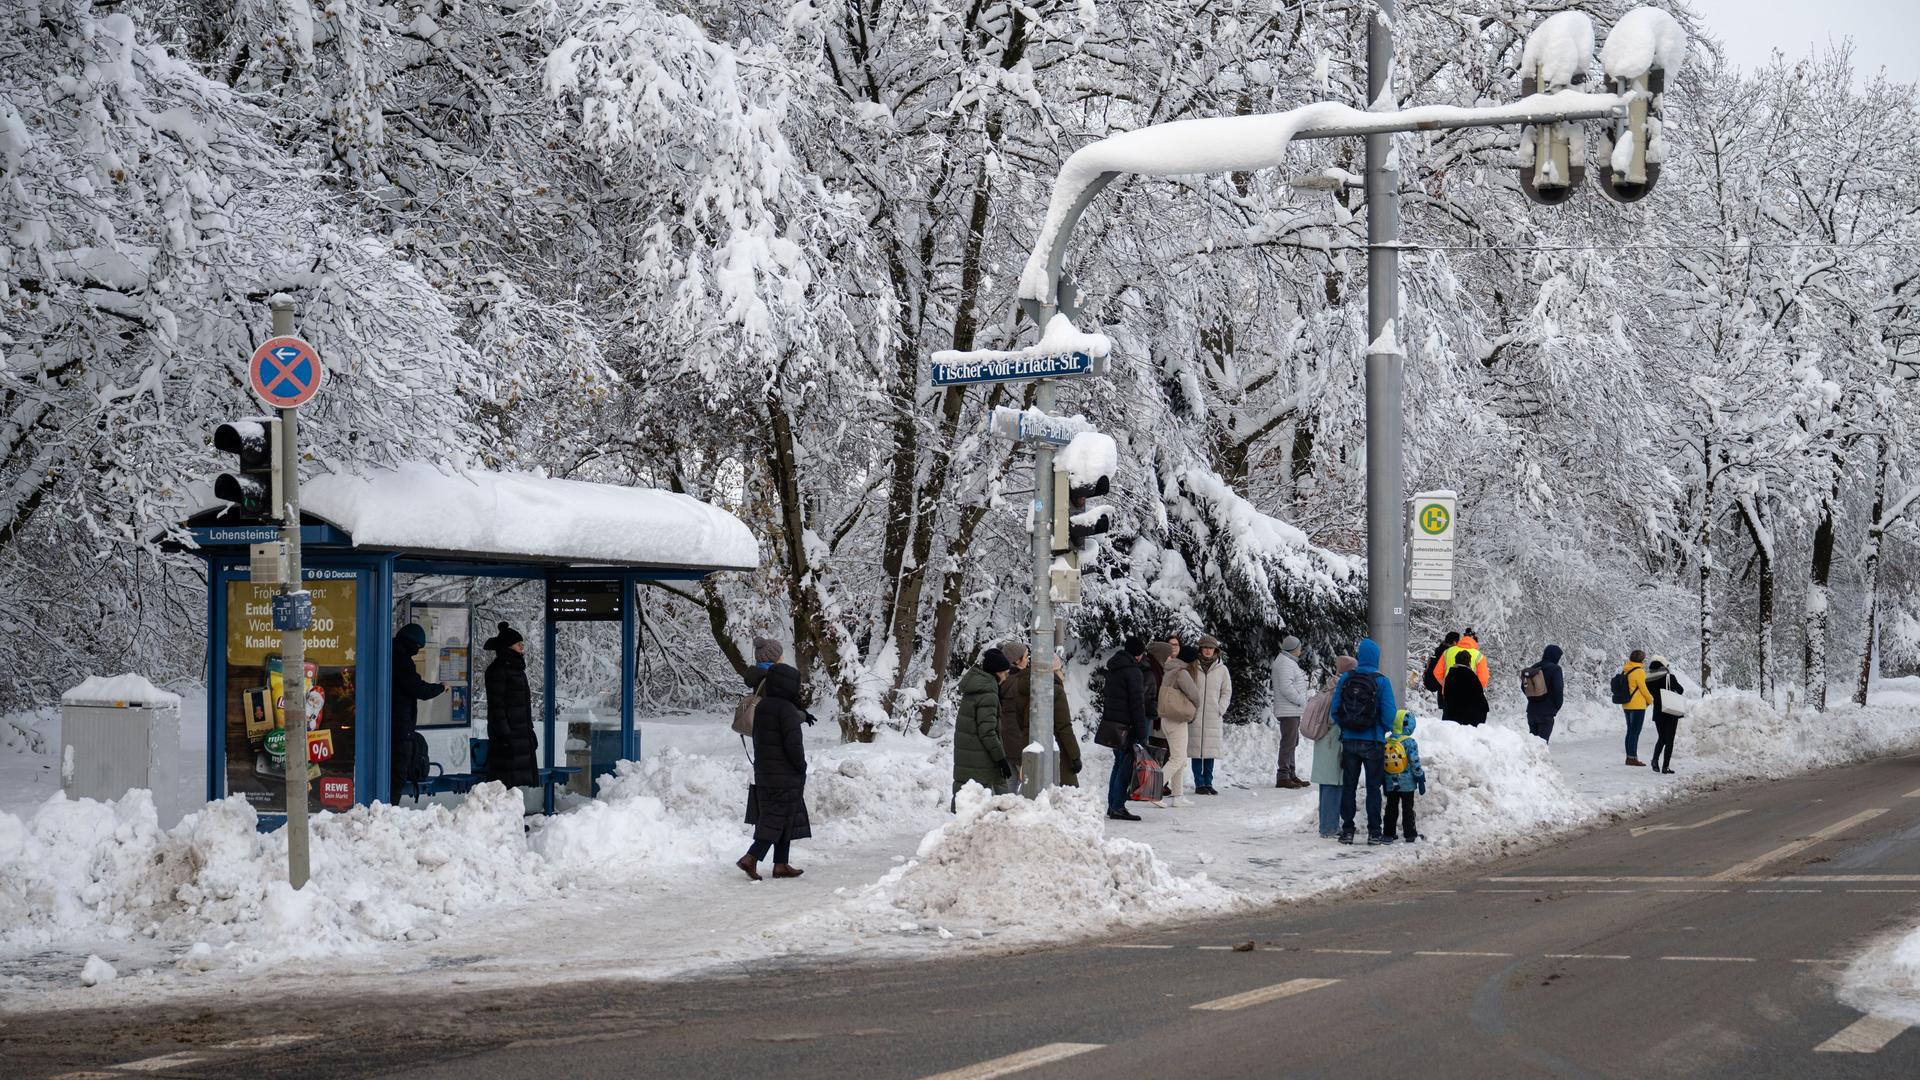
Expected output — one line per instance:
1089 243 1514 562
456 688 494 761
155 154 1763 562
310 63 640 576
48 1073 124 1079
1660 955 1757 963
1656 888 1731 893
1487 876 1702 883
1545 953 1632 960
1903 787 1920 798
1792 959 1844 965
1414 951 1514 958
1848 889 1920 894
1786 875 1920 882
1312 948 1393 955
919 1043 1105 1080
1747 889 1822 893
1632 808 1751 837
1575 889 1638 894
1711 808 1889 881
1815 1014 1912 1053
210 1034 318 1050
1192 978 1342 1011
1105 944 1174 950
1196 946 1235 951
1481 888 1543 893
109 1052 207 1072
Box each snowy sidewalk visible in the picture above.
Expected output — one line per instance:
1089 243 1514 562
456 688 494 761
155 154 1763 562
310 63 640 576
4 688 1919 1013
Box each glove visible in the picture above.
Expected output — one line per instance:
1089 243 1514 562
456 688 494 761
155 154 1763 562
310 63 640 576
998 759 1015 780
1416 777 1427 796
801 711 818 727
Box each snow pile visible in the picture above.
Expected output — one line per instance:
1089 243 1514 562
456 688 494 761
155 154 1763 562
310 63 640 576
79 955 116 986
61 674 180 708
0 785 546 959
1681 693 1920 777
1521 10 1595 88
849 784 1238 933
1414 722 1593 837
1600 7 1687 80
1840 923 1920 1025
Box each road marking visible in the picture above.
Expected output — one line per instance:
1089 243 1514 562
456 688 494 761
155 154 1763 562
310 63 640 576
1631 808 1751 837
49 1073 124 1079
1711 808 1889 881
1196 945 1235 951
1313 948 1393 955
1815 1014 1912 1053
1414 950 1513 958
211 1034 317 1050
1575 889 1638 894
1487 876 1702 883
920 1043 1105 1080
1903 787 1920 798
1481 889 1544 894
1545 953 1631 960
110 1052 207 1072
1792 959 1843 965
1105 944 1174 950
1192 978 1342 1011
1849 889 1920 894
1656 888 1730 893
1748 889 1823 893
1660 955 1757 963
1786 875 1920 883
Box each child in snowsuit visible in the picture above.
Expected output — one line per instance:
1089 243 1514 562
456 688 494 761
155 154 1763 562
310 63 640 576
1381 709 1425 844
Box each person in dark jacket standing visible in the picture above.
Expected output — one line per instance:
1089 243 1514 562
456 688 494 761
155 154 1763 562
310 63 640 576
999 641 1081 787
1440 653 1490 727
1423 631 1460 698
953 648 1014 802
737 659 812 880
1645 656 1687 775
1100 637 1150 822
389 623 446 804
1525 644 1567 742
481 622 537 788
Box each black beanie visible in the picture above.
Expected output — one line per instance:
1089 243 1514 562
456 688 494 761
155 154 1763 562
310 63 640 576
982 648 1011 675
485 622 524 651
1123 635 1147 657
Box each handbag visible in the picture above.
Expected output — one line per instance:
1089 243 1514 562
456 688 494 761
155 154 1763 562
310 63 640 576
1658 688 1691 717
1129 746 1165 802
1094 717 1130 750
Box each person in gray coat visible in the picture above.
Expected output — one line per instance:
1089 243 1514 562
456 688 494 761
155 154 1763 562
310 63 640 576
1270 635 1309 788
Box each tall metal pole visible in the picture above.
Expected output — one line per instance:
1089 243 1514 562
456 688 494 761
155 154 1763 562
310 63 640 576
272 295 311 889
1024 380 1060 797
1365 0 1408 695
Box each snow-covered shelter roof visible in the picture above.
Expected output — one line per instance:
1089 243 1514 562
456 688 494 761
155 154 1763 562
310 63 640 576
195 463 759 573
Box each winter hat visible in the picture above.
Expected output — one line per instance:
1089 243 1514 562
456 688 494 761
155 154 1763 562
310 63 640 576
1000 640 1030 665
397 623 426 648
982 648 1012 675
1178 643 1201 664
1122 635 1147 657
1335 654 1358 673
1279 635 1302 653
1197 633 1221 650
752 636 783 665
1147 641 1174 664
484 622 523 651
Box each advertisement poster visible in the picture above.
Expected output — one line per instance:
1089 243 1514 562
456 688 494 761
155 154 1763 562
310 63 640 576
225 573 358 813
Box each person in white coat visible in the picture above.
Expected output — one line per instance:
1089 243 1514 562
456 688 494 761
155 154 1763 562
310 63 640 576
1188 634 1233 794
1269 634 1309 789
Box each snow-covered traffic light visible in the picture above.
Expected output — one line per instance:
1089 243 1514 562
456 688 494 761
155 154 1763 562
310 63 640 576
1597 8 1686 203
1051 431 1116 556
1517 11 1594 205
212 418 283 521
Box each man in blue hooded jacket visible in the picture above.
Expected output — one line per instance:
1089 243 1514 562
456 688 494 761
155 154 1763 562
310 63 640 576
1329 637 1396 845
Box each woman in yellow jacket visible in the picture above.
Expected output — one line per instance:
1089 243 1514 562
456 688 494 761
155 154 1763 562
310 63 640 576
1622 649 1653 766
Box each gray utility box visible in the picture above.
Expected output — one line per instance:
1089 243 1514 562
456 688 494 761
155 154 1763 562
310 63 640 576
60 675 182 828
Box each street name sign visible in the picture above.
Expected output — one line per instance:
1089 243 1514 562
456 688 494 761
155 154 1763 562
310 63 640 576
929 350 1099 386
1410 491 1456 602
988 406 1093 446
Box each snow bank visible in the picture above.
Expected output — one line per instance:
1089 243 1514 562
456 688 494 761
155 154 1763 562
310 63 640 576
1601 7 1687 80
1681 693 1920 777
846 784 1238 933
1522 11 1594 89
1840 923 1920 1025
1414 721 1592 837
62 674 180 707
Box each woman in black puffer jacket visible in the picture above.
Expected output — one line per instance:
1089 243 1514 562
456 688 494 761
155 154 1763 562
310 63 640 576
737 661 813 880
482 623 538 788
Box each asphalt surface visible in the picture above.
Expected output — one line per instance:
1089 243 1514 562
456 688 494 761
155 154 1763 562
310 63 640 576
7 754 1920 1079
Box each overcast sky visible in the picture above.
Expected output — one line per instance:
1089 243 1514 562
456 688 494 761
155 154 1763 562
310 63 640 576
1682 0 1919 84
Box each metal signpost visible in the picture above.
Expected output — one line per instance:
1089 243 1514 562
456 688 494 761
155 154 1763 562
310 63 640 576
249 297 322 889
1409 492 1457 602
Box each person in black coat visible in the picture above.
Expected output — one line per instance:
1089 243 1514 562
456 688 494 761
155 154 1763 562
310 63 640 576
1423 631 1460 697
1440 653 1490 727
737 661 813 880
482 622 538 788
1525 644 1567 742
1098 637 1149 822
390 623 446 803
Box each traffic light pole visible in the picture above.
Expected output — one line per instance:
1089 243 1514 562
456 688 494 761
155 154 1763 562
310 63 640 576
1023 379 1061 798
1365 0 1409 698
271 295 310 889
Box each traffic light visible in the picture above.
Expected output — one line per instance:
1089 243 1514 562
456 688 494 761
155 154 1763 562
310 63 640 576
1051 432 1116 555
1517 11 1593 206
1596 7 1683 203
213 417 284 521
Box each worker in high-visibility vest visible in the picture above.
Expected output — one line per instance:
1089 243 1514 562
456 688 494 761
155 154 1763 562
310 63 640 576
1431 630 1490 689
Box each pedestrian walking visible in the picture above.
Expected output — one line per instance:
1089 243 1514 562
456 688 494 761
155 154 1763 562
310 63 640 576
1440 651 1490 727
1097 637 1151 821
952 648 1014 802
1431 629 1490 690
1645 656 1688 775
1270 635 1310 788
389 622 446 804
1613 649 1652 766
1156 643 1202 805
481 622 537 788
1522 644 1566 742
1188 634 1233 794
1422 631 1459 697
1380 709 1426 844
999 641 1082 788
736 656 812 880
1305 655 1356 838
1332 637 1397 844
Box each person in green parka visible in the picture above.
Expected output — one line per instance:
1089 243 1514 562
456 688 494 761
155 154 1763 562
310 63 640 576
953 648 1015 806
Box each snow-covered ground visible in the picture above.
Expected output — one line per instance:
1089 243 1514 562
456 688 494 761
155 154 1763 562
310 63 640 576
4 683 1919 1013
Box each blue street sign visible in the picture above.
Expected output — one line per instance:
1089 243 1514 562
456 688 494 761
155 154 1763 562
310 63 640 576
249 335 324 408
272 590 314 631
930 350 1097 387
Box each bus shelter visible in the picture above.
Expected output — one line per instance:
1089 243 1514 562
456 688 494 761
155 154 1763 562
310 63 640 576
177 463 757 824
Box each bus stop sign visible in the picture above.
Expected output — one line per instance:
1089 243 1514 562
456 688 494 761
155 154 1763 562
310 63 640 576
249 336 324 408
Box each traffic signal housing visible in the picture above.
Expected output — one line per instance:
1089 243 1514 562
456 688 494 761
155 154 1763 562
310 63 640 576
213 418 284 522
1051 431 1116 556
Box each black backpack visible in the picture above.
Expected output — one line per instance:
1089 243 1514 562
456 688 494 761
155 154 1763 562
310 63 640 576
1609 671 1632 705
1335 673 1382 733
405 731 431 782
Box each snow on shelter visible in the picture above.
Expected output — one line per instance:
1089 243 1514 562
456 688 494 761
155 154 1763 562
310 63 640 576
174 463 758 823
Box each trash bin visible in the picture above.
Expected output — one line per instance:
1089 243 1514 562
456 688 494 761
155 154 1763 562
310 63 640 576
60 674 182 827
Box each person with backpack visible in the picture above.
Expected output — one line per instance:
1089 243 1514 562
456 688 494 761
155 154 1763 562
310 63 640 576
953 648 1014 802
389 622 447 804
1097 637 1151 821
1156 643 1202 806
1522 644 1566 742
1331 637 1396 844
1188 634 1233 794
1306 655 1356 839
1612 649 1653 766
1270 635 1310 788
736 656 812 880
1422 631 1459 699
481 622 537 789
1440 651 1490 727
1381 709 1426 844
1431 628 1490 691
1645 656 1688 774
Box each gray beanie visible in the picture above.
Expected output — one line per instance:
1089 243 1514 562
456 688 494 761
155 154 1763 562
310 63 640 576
1000 640 1030 665
752 636 783 665
1280 635 1302 653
